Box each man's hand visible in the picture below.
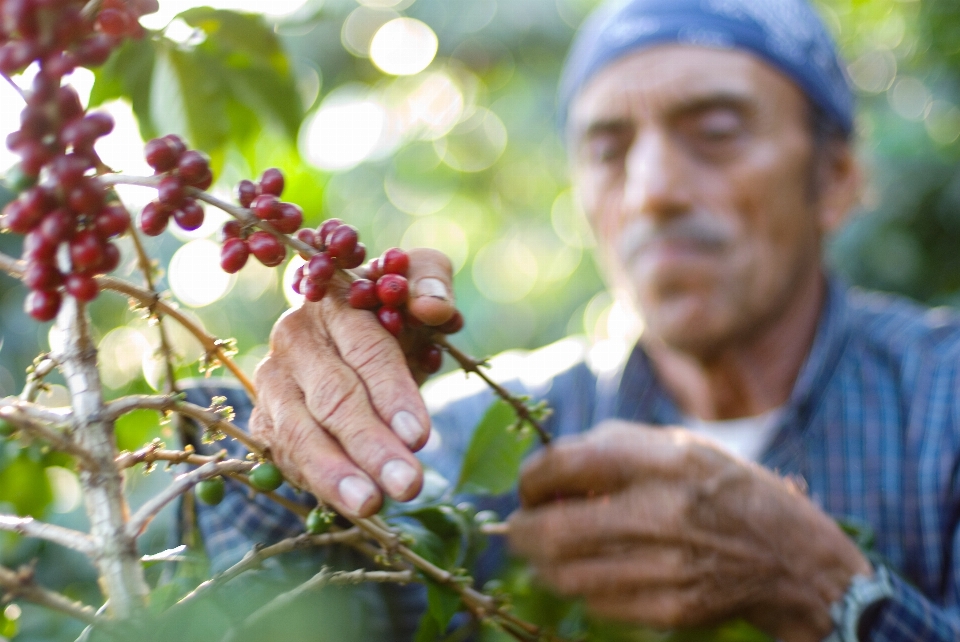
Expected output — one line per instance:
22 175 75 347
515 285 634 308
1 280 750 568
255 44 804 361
251 248 456 518
507 422 872 642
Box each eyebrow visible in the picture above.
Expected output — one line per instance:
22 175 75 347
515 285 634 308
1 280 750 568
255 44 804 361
572 90 757 144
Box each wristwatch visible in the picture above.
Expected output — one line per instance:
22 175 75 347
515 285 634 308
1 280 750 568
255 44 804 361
822 565 894 642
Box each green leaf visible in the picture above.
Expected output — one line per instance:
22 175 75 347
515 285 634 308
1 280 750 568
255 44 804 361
456 400 536 496
400 505 472 569
425 580 462 635
177 8 303 139
0 451 53 517
90 38 157 141
413 610 442 642
392 520 450 568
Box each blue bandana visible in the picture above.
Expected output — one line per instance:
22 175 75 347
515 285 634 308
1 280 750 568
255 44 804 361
558 0 854 135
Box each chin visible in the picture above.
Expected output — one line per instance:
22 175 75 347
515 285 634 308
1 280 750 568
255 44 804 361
641 292 730 353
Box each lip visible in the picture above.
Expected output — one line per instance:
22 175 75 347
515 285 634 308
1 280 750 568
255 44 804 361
631 239 725 269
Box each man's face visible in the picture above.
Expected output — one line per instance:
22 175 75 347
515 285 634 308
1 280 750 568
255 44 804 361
570 46 836 355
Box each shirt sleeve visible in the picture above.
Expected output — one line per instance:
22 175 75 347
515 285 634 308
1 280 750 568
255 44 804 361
867 567 960 641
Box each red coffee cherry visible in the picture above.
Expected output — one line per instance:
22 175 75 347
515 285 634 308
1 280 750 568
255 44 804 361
273 202 303 234
259 168 284 197
162 134 187 159
220 238 250 273
317 218 342 246
40 208 77 243
247 231 286 267
237 179 258 208
291 265 305 295
138 201 169 236
93 205 130 239
438 311 464 335
48 153 91 189
377 306 403 337
338 242 366 269
3 199 42 233
75 34 115 67
70 230 104 271
380 248 409 276
302 278 327 303
220 219 242 242
173 200 204 231
418 344 443 375
326 225 358 259
306 252 336 283
192 168 213 191
65 273 99 302
376 274 408 307
348 279 379 310
157 175 186 209
96 241 121 274
363 258 383 281
177 150 210 185
67 178 106 215
22 229 58 262
23 261 62 291
96 7 132 37
252 194 281 221
144 137 178 172
25 289 62 322
296 228 317 249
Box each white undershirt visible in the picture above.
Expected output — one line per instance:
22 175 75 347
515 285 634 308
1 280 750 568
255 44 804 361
682 408 783 463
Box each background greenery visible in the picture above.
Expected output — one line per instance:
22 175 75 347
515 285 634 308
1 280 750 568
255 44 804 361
0 0 958 639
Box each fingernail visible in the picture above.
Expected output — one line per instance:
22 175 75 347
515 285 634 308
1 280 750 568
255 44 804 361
415 277 449 301
381 459 417 497
339 476 376 514
392 411 426 447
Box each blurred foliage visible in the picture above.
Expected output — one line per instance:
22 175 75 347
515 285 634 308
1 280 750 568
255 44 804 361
1 0 960 639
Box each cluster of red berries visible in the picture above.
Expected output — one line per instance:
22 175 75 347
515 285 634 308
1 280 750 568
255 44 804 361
138 135 213 236
0 0 156 79
287 218 366 299
217 169 306 272
0 0 157 320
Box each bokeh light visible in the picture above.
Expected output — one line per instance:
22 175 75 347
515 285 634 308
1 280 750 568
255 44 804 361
169 239 234 308
370 18 439 76
472 238 538 303
99 327 150 389
300 91 387 171
342 7 400 58
401 217 469 274
434 108 507 172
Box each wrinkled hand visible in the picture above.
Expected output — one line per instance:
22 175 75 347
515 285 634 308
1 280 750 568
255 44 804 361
507 421 871 642
251 248 456 517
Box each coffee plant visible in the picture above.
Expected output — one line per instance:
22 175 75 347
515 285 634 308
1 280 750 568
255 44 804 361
0 1 561 640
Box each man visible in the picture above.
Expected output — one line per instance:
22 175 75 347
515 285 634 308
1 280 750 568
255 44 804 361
189 0 960 639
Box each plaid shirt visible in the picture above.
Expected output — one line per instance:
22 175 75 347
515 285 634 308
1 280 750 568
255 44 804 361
183 279 960 641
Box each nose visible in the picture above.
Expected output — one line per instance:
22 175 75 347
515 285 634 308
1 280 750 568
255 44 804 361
622 130 694 224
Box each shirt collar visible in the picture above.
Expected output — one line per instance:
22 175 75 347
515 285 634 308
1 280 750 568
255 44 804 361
602 277 853 450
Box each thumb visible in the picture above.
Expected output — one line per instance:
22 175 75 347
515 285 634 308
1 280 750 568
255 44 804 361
406 248 457 327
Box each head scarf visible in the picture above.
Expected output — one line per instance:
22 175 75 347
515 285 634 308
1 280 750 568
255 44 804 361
558 0 853 135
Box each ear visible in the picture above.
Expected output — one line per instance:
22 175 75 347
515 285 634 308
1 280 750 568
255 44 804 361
814 139 862 235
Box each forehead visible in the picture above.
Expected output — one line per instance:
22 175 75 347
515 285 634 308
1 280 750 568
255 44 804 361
569 45 808 133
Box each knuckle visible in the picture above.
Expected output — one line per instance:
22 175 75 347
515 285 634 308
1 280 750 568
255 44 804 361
306 376 363 429
341 333 397 376
339 425 395 466
270 309 304 353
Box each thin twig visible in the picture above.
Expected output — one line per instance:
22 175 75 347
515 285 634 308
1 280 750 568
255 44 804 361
0 516 97 557
479 522 510 536
115 444 228 470
1 396 72 426
0 404 96 468
97 275 257 402
223 566 416 642
126 459 252 539
20 356 58 403
0 565 98 625
103 393 267 456
173 528 365 609
0 72 25 100
437 337 552 445
80 0 105 20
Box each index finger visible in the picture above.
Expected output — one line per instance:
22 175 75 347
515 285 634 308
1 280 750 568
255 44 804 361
518 436 633 508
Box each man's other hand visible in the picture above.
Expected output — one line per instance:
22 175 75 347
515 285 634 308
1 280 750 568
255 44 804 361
251 248 456 518
507 422 872 642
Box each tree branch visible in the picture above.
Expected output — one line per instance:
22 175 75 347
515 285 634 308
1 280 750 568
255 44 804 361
115 444 227 470
0 403 95 467
436 337 552 445
173 528 365 609
103 394 267 456
0 516 97 557
20 356 58 403
222 566 415 642
126 459 252 539
0 565 98 624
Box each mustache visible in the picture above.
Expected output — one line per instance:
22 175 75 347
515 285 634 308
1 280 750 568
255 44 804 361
617 214 735 261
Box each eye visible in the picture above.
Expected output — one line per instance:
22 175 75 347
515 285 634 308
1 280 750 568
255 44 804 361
691 109 744 142
584 134 630 165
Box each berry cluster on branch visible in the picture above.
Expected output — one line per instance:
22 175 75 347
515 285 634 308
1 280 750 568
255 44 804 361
138 135 212 235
